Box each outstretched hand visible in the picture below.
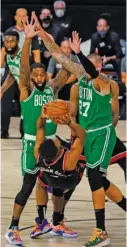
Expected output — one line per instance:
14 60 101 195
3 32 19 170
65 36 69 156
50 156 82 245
23 13 40 38
32 11 43 32
69 31 82 54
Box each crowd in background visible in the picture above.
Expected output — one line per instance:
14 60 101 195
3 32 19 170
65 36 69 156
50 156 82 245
0 0 126 138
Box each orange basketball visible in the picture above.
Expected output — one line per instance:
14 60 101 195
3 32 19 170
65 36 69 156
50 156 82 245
45 99 69 118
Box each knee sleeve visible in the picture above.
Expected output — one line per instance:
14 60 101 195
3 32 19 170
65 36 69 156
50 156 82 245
102 176 110 191
64 188 75 201
52 188 64 197
88 167 103 192
15 173 37 206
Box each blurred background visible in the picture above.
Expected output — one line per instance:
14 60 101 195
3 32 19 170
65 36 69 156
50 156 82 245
1 0 126 138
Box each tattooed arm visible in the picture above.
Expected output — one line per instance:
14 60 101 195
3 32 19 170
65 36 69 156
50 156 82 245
19 37 31 101
33 12 85 79
19 18 39 101
51 68 71 96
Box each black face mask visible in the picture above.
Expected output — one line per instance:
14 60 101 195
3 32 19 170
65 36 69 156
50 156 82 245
32 79 47 92
5 44 18 55
42 16 52 27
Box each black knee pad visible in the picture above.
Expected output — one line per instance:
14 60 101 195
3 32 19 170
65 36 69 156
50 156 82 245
87 167 103 192
15 173 37 206
52 188 64 197
102 176 110 191
64 188 75 201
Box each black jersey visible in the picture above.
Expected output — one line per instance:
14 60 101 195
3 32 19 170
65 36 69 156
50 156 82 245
38 148 85 190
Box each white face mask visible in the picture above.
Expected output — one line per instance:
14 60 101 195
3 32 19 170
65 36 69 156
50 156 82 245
55 9 65 18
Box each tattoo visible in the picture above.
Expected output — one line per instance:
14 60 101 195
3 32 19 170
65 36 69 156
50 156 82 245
20 65 30 88
19 38 31 91
39 31 85 79
52 69 70 95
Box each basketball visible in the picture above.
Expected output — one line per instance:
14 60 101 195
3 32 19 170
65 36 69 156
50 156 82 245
44 99 70 118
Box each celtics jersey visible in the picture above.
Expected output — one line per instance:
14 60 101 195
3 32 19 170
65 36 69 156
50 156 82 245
78 74 112 130
21 84 57 136
6 49 21 84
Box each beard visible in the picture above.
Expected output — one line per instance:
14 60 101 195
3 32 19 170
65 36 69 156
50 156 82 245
5 45 18 55
32 79 47 92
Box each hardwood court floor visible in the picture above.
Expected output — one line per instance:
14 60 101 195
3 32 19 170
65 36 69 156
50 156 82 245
1 118 126 247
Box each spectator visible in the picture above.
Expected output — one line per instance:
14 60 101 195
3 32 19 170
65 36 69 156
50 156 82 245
0 8 40 138
38 6 64 68
121 56 126 85
53 0 72 38
47 39 79 100
6 8 40 62
90 17 123 78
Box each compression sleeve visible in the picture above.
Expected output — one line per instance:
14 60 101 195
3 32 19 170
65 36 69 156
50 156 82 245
77 51 99 78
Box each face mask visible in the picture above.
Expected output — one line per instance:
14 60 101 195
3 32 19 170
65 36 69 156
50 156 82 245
32 79 46 92
42 16 52 28
55 9 65 18
98 30 108 38
5 44 18 55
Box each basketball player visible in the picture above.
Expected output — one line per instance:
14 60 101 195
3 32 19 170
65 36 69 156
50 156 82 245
32 14 126 247
5 18 71 246
34 110 85 237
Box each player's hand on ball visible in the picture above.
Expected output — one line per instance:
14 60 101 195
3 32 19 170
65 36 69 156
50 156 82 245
51 114 71 125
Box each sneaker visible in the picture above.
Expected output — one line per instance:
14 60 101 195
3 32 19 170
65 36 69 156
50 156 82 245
30 218 52 238
82 228 110 247
50 221 78 238
5 227 23 246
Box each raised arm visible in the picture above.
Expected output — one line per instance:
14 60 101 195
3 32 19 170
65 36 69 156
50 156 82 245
51 68 70 96
33 12 85 79
19 18 39 101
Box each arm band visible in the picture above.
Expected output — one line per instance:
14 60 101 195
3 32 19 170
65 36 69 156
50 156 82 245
77 51 99 79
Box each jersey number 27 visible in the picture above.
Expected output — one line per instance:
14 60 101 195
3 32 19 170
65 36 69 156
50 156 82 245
79 100 90 117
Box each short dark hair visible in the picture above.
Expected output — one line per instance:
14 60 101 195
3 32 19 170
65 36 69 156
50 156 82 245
40 6 52 13
39 139 58 162
97 17 109 26
4 30 19 41
30 63 46 72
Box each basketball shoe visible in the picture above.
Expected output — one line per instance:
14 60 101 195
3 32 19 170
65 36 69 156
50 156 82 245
30 217 52 238
5 226 23 246
82 228 110 247
50 220 78 238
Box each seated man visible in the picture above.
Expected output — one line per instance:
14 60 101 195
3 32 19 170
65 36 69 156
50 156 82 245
90 16 123 78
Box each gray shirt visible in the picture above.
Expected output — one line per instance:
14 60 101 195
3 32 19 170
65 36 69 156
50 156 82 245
47 54 80 76
121 56 126 73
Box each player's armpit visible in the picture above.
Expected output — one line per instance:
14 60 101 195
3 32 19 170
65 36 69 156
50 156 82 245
51 68 70 95
110 80 119 127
